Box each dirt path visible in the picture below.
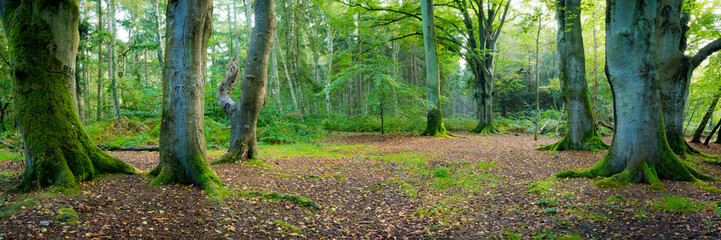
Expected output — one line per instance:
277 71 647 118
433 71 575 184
2 132 721 239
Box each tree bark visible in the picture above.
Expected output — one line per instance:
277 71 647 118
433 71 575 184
467 0 511 134
214 0 276 164
96 0 103 121
538 0 607 151
419 0 449 137
325 26 333 114
275 34 298 111
557 0 713 189
1 0 136 192
150 0 224 193
109 0 120 121
704 117 721 145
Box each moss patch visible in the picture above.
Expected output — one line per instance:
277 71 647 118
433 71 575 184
238 190 320 211
55 207 79 223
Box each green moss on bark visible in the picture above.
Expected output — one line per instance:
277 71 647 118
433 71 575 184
469 124 498 134
150 153 225 195
421 109 451 137
537 130 609 152
4 0 136 193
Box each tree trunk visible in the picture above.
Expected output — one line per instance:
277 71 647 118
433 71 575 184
691 90 721 143
150 0 224 193
271 41 282 111
214 0 275 164
704 117 721 145
557 0 712 189
96 0 104 121
538 0 607 151
533 15 541 141
151 0 164 71
419 0 449 137
76 47 84 122
275 34 298 111
109 0 120 121
325 26 333 114
1 0 136 192
468 0 511 134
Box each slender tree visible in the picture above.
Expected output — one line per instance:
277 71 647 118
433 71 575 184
419 0 449 137
151 0 164 71
109 0 120 121
691 90 721 143
538 0 607 151
150 0 224 193
215 0 276 163
96 0 104 120
557 0 716 190
0 0 136 192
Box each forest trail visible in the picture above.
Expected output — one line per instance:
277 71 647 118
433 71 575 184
2 132 721 239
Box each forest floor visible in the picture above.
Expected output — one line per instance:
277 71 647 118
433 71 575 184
2 132 721 239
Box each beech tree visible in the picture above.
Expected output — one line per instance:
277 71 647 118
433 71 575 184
0 0 136 192
149 0 224 192
557 0 717 189
538 0 607 151
214 0 276 163
419 0 449 137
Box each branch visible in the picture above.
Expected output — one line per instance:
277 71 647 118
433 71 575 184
690 37 721 70
98 145 159 151
217 58 239 116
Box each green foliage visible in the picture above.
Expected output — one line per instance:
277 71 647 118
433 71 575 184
651 195 714 213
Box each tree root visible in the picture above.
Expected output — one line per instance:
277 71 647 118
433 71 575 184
469 124 499 134
537 133 609 152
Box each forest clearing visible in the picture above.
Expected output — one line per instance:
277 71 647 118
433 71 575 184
2 132 721 239
1 0 721 239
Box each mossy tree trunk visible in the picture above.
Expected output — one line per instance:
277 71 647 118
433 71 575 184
656 3 721 157
0 0 137 192
538 0 608 151
214 0 276 164
557 0 714 190
467 0 511 134
150 0 224 193
109 0 120 121
419 0 449 137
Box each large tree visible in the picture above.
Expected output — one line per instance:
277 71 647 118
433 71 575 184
149 0 224 192
656 2 721 157
0 0 136 192
419 0 449 137
214 0 276 163
557 0 716 189
537 0 607 151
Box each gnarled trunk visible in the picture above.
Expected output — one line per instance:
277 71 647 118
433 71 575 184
557 0 713 190
1 0 136 192
150 0 224 193
538 0 607 151
214 0 276 164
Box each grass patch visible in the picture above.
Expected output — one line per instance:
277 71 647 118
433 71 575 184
388 177 418 198
260 143 374 159
236 190 320 211
528 177 557 195
55 207 80 223
650 195 714 213
271 220 302 234
0 199 38 220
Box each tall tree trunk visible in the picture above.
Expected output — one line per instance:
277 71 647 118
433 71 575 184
691 89 721 143
151 0 164 71
96 0 104 121
214 0 276 164
533 16 541 141
419 0 449 137
275 34 298 111
557 0 713 189
109 0 120 121
538 0 607 151
325 27 333 114
150 0 224 193
76 47 84 122
1 0 136 192
468 0 511 134
271 41 282 111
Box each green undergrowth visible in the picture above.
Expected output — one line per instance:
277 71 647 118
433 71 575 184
55 207 80 223
259 142 375 159
271 219 303 234
234 189 320 211
0 199 38 220
650 195 718 213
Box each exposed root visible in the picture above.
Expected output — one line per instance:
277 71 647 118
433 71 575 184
469 124 498 134
537 133 609 152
